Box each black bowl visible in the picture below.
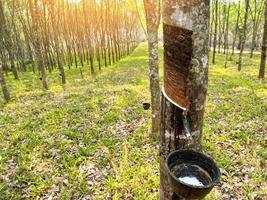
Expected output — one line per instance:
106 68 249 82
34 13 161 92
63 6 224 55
166 149 220 199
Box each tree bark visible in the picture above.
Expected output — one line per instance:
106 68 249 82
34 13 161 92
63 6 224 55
231 0 241 58
0 0 19 80
212 0 218 64
0 64 10 102
209 0 214 48
160 0 210 199
218 4 222 53
27 0 49 89
49 0 66 84
259 0 267 79
238 0 250 71
250 0 258 59
250 0 264 58
143 0 161 135
224 0 231 68
224 1 230 55
222 2 227 54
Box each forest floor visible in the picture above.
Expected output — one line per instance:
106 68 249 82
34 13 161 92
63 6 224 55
0 44 266 200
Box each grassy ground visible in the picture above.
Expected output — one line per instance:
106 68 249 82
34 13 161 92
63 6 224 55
0 44 266 199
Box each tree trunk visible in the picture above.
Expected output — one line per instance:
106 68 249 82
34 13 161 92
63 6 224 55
218 4 222 53
0 0 19 80
90 51 95 75
0 64 10 102
250 0 265 58
212 0 218 64
222 3 227 54
27 0 48 89
57 49 66 84
224 0 231 68
161 0 210 199
143 0 161 135
250 22 257 58
259 0 267 79
238 0 249 71
209 0 214 48
50 0 66 84
231 0 241 58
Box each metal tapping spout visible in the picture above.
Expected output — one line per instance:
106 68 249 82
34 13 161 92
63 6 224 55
182 112 193 141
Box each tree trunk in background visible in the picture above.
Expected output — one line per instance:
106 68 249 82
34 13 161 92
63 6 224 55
143 0 161 135
212 0 218 64
0 64 10 102
224 0 231 68
0 0 139 100
250 0 265 58
30 0 48 89
50 1 66 84
231 0 241 58
218 4 222 53
251 1 258 58
222 3 227 54
238 0 249 71
160 0 210 199
0 0 19 80
209 0 214 48
259 0 267 79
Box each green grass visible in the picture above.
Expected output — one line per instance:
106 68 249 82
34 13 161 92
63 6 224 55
0 44 266 199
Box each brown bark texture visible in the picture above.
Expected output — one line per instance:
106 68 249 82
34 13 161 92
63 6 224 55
144 0 161 135
259 0 267 79
0 0 19 80
231 0 241 57
250 0 265 58
0 64 10 102
212 0 218 64
224 1 231 68
238 0 249 71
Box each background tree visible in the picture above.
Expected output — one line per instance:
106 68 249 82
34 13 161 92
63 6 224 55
231 0 241 58
259 0 267 79
224 0 231 67
0 64 10 102
210 0 265 66
0 0 139 98
212 0 219 64
0 0 19 80
143 0 161 135
238 0 250 71
249 0 265 58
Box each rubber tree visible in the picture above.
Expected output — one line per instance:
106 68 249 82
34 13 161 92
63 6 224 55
143 0 161 135
0 0 19 80
28 0 49 90
209 0 214 48
212 0 218 64
49 0 66 84
160 0 210 199
250 0 265 58
0 64 10 102
259 0 267 79
224 0 231 68
231 0 241 58
238 0 249 71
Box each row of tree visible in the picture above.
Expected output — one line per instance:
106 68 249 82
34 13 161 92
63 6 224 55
0 0 140 102
141 1 266 198
211 0 266 78
140 0 267 136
